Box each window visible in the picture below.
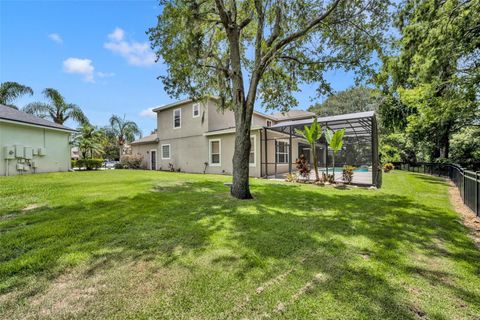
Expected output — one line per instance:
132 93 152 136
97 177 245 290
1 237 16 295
192 103 200 118
209 139 221 166
161 144 170 159
276 141 289 164
249 136 256 166
266 120 272 127
173 108 181 128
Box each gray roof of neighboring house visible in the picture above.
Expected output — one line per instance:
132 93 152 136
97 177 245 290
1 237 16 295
0 104 75 132
130 133 158 145
271 110 316 121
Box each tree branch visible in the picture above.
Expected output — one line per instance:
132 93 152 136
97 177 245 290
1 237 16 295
260 0 343 69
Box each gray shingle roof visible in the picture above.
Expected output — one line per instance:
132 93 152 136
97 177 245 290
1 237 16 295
0 104 75 131
271 110 316 121
131 133 158 145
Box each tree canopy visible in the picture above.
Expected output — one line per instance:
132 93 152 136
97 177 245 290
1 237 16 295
378 0 479 161
309 87 382 116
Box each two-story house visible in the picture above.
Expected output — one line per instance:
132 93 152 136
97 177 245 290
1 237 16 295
130 96 315 177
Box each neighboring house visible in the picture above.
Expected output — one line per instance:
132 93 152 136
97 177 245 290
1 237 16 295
130 97 315 177
0 104 75 176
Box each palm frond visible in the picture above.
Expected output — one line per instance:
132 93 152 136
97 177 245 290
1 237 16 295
67 103 89 125
23 102 53 118
0 81 33 106
43 88 65 109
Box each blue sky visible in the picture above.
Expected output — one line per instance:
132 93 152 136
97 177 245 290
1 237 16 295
0 0 355 135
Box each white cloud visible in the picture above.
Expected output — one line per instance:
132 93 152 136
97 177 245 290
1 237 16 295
63 58 95 83
97 71 115 78
48 33 63 43
104 27 156 67
108 27 125 41
139 107 156 119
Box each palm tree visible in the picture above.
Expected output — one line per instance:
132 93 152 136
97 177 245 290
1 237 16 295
108 114 142 156
0 82 34 109
295 118 322 181
74 124 105 159
325 128 346 182
23 88 88 125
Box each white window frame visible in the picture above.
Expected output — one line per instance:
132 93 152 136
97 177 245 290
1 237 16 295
249 135 256 167
276 141 289 164
209 139 221 166
173 108 181 129
161 144 171 160
266 120 272 127
150 149 157 170
192 103 200 118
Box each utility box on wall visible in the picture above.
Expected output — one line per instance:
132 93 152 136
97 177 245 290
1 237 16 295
3 146 15 159
24 147 33 160
15 145 23 158
38 147 46 156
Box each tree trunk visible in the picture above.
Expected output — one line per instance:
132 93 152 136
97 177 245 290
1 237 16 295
332 155 335 182
231 108 253 199
312 144 319 181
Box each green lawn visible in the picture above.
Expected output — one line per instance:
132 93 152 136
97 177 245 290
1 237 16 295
0 170 479 319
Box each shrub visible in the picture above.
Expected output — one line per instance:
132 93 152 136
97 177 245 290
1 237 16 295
295 154 311 179
322 172 335 184
383 162 394 173
342 165 356 184
285 173 298 182
71 160 77 169
119 154 144 169
76 158 103 170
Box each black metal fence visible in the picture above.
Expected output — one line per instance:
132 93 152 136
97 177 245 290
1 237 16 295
393 162 479 218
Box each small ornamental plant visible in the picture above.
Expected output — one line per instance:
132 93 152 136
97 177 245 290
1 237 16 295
295 154 311 180
383 163 394 173
342 165 356 184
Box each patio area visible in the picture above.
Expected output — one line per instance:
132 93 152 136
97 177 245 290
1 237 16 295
261 111 381 187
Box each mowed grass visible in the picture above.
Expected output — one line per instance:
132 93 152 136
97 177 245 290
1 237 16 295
0 170 479 319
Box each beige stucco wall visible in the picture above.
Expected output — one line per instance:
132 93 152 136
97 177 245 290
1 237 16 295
0 121 71 176
130 142 158 169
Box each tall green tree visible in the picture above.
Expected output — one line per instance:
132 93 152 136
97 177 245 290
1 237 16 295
295 118 322 181
108 114 142 157
148 0 392 199
309 87 382 116
379 0 479 160
23 88 89 125
0 82 33 109
325 128 345 181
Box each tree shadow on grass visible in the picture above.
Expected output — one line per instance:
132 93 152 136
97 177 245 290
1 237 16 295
1 178 479 318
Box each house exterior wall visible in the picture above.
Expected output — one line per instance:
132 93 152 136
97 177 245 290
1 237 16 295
0 121 71 176
132 98 287 178
130 143 158 169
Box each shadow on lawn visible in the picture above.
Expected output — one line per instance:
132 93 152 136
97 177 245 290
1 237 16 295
2 178 479 318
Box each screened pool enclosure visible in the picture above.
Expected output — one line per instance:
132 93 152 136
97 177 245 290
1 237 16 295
259 111 382 187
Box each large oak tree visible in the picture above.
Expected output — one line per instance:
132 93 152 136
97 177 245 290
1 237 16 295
148 0 391 199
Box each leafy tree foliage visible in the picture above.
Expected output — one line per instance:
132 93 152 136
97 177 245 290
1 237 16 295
309 87 382 116
23 88 89 125
149 0 392 198
450 126 480 170
107 114 142 156
0 82 33 109
378 0 479 161
74 124 105 159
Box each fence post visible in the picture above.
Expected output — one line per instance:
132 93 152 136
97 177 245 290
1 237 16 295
462 170 465 204
476 172 479 217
